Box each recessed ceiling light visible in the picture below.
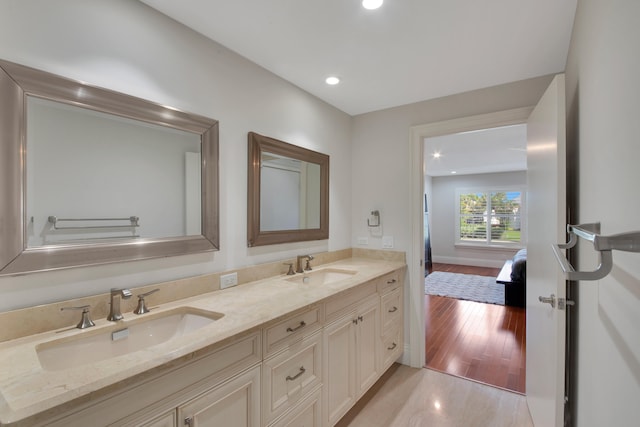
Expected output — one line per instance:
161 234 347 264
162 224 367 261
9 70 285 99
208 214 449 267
451 171 457 174
325 76 340 85
362 0 383 10
433 152 441 159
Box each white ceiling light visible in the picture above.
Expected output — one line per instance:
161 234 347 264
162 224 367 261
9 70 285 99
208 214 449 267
325 76 340 85
362 0 383 10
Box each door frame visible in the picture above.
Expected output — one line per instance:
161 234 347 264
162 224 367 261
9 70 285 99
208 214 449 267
407 106 533 368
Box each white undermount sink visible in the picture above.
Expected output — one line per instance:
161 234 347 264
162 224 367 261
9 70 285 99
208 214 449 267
285 268 357 286
36 307 223 371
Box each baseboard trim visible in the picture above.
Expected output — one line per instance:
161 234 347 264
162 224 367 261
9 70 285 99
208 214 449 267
432 256 506 269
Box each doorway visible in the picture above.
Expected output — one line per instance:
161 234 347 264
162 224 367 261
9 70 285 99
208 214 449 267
407 107 533 372
421 123 528 393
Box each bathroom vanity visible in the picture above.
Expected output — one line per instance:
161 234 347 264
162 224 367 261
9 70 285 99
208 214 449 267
0 256 405 427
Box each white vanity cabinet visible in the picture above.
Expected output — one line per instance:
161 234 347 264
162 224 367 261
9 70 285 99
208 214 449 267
323 283 380 427
9 264 406 427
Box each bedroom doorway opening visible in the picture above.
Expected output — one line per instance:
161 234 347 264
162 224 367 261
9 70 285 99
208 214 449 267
421 122 528 393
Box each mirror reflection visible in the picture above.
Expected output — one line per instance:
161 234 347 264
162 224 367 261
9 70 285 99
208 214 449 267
0 59 219 275
26 97 202 247
247 132 329 247
260 152 321 231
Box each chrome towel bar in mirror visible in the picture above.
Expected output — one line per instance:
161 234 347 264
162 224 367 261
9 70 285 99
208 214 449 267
552 222 640 280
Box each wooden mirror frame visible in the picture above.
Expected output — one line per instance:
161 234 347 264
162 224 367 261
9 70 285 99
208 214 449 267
247 132 329 247
0 59 219 275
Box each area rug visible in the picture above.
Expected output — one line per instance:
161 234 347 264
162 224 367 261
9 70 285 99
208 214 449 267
425 271 505 305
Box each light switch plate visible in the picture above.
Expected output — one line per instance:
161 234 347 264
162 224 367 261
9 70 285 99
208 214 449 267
357 237 369 245
382 236 394 249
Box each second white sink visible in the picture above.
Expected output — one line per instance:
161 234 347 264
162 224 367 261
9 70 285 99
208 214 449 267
36 307 223 371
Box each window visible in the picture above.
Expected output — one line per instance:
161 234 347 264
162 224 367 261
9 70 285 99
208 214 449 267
456 188 525 247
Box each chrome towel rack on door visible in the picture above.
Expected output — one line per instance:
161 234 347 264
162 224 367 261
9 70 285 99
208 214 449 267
552 222 640 280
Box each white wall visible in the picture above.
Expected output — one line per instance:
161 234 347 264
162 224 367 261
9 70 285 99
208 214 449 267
565 0 640 425
351 77 554 254
430 171 525 268
0 0 352 311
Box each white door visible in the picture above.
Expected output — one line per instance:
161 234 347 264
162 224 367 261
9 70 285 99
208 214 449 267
526 74 567 427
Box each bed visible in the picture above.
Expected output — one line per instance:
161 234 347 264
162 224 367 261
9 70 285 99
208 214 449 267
496 249 527 307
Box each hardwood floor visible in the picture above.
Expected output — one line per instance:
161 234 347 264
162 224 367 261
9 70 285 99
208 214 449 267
425 263 526 394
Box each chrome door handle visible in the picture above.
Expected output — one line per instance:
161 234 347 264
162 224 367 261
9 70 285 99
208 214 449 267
538 294 556 308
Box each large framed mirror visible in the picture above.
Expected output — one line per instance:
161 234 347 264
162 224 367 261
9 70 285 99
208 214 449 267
0 59 219 275
247 132 329 247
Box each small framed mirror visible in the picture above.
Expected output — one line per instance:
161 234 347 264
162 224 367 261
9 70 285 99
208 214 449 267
0 59 219 275
247 132 329 246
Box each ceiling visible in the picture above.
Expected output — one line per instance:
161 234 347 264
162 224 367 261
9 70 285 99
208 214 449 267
141 0 577 116
424 124 527 177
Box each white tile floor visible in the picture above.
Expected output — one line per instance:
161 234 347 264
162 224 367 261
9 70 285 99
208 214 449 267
336 365 534 427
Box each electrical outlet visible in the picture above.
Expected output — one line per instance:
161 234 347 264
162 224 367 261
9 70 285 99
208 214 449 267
220 272 238 289
357 236 369 245
382 235 394 249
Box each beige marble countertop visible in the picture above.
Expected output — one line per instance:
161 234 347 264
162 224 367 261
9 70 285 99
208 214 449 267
0 257 405 425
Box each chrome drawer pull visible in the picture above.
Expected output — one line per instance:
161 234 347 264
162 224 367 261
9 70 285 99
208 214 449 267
286 366 306 381
386 279 397 284
286 321 306 333
388 306 398 313
387 342 397 350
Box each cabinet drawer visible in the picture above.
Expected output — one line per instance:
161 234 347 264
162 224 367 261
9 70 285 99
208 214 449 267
381 287 402 332
269 387 321 427
377 270 403 295
264 306 322 356
381 327 403 371
325 281 376 322
263 331 323 424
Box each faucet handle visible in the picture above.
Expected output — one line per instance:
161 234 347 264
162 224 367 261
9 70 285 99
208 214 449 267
304 255 314 271
61 305 95 329
134 289 159 314
283 263 295 275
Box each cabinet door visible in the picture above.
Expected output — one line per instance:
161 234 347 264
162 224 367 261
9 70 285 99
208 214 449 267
354 301 379 395
324 314 356 426
178 366 260 427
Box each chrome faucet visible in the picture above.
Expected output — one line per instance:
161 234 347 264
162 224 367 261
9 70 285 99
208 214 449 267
295 255 314 274
107 288 132 321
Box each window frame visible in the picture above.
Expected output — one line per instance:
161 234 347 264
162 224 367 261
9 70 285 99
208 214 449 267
455 186 526 249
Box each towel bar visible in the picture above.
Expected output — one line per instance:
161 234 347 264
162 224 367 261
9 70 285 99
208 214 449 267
552 222 640 281
48 216 140 230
